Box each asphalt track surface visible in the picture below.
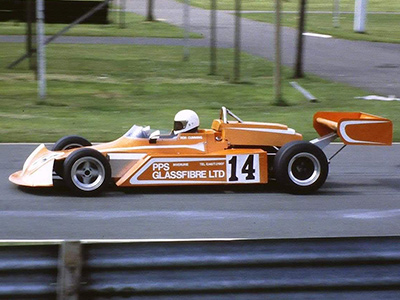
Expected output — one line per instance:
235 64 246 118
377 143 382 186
1 143 399 240
1 0 400 96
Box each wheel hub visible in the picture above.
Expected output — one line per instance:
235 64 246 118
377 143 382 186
288 152 321 186
292 157 315 180
71 157 105 192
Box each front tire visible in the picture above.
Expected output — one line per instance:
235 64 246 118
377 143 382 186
274 141 328 194
63 149 111 196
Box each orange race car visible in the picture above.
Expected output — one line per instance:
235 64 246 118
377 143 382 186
9 107 392 196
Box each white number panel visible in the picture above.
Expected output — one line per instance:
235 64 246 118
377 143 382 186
226 154 260 183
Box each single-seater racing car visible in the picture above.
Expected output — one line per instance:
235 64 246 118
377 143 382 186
9 107 392 196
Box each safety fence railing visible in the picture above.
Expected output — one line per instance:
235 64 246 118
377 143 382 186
1 236 400 299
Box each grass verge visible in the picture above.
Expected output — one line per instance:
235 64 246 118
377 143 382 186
242 13 400 44
178 0 399 12
0 43 398 142
0 12 202 38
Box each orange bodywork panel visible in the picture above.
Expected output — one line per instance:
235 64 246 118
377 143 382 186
93 130 224 155
314 112 392 146
212 119 302 147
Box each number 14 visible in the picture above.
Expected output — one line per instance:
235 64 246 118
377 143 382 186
227 154 259 182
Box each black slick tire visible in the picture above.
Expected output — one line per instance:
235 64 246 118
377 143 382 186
274 141 328 194
52 136 92 177
52 135 92 151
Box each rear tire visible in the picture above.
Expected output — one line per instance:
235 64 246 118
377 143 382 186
52 135 92 151
63 148 111 197
52 136 92 177
274 141 328 194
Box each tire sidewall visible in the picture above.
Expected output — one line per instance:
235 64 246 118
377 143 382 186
52 136 92 177
63 148 111 196
274 141 328 194
52 135 92 151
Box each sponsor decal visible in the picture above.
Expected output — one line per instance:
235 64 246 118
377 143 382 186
179 136 203 140
137 158 226 183
129 154 260 185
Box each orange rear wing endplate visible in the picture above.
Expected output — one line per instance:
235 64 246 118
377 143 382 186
313 112 392 146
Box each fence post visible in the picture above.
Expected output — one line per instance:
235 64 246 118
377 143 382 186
333 0 340 28
294 0 306 79
274 0 283 105
36 0 46 102
57 241 83 300
233 0 241 83
26 0 36 72
119 0 126 28
183 0 190 61
209 0 217 75
354 0 368 33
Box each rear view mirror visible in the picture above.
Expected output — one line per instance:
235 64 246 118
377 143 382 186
149 130 160 144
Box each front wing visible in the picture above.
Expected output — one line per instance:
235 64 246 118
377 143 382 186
9 144 61 187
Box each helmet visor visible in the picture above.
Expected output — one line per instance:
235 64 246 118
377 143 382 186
174 121 187 132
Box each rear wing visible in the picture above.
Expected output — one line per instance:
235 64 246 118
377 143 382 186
313 112 392 146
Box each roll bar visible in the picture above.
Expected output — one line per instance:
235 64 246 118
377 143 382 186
220 106 243 124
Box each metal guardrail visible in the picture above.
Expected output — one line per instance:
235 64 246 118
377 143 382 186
0 244 58 299
1 237 400 299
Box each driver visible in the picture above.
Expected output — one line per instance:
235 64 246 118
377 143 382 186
173 109 200 134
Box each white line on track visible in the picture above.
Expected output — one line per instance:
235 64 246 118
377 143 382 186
342 209 400 220
303 32 333 38
1 209 399 220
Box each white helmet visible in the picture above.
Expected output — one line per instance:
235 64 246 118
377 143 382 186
173 109 200 134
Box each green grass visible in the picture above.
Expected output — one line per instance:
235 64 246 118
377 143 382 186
243 13 400 43
0 12 202 38
0 43 398 142
178 0 400 12
177 0 399 43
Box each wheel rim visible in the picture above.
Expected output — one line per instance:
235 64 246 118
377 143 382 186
71 157 105 192
288 152 321 187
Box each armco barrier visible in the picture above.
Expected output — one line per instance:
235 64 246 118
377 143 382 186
0 243 58 299
1 237 400 299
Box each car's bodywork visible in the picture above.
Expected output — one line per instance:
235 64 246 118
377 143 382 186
9 107 392 195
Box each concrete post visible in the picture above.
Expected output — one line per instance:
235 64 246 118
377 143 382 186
354 0 368 33
57 241 83 300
